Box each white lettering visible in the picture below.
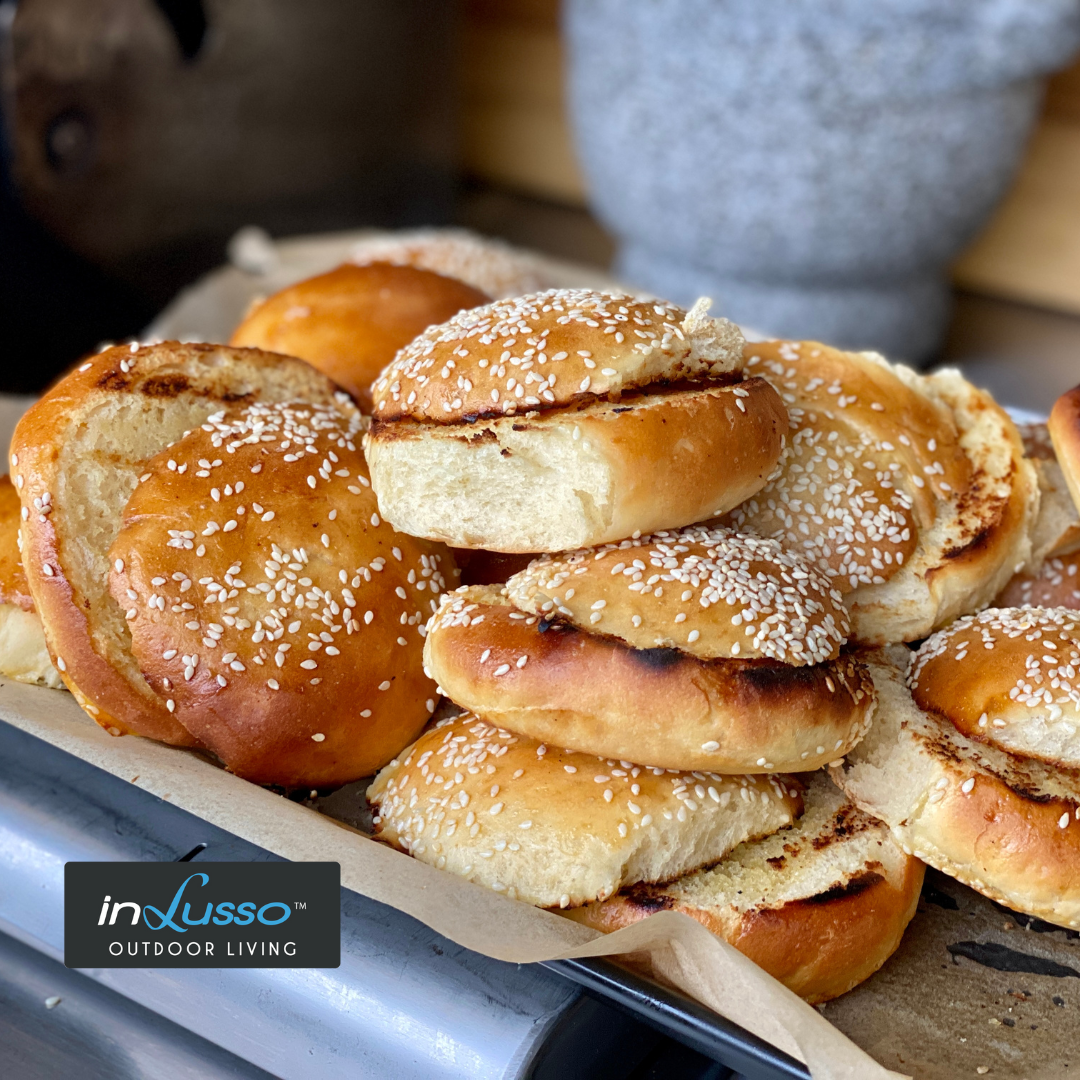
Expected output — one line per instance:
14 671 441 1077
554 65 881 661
110 901 141 926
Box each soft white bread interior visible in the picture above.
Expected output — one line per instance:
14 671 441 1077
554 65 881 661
567 772 924 1004
10 342 348 744
369 712 803 909
366 380 786 552
832 644 1080 931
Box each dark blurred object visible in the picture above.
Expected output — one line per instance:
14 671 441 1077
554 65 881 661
0 0 457 390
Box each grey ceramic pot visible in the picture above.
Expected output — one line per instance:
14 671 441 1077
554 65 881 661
565 0 1080 360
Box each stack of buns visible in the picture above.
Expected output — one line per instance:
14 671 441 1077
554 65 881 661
9 229 1080 1009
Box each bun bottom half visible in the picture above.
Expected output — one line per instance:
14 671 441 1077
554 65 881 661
567 772 923 1004
832 645 1080 931
366 378 786 553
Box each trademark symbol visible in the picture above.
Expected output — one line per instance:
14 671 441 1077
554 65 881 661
294 901 306 911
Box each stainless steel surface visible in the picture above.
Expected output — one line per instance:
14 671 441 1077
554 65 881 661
0 717 581 1080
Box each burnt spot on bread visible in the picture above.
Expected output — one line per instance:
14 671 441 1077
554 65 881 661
739 659 821 695
766 855 786 870
630 646 685 670
139 373 192 398
624 888 675 914
803 869 884 906
96 370 131 391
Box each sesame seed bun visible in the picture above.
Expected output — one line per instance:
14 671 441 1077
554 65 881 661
109 399 456 787
909 607 1080 769
0 475 62 688
9 341 360 745
997 555 1080 610
566 772 924 1004
229 263 490 412
365 291 787 552
368 711 804 909
424 584 875 774
729 342 1039 645
504 527 850 665
349 228 549 299
832 644 1080 931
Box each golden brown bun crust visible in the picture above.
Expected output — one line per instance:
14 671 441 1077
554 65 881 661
110 400 456 787
424 586 874 773
909 607 1080 768
567 775 924 1004
10 341 346 745
366 378 787 553
732 342 1038 644
371 290 745 424
505 526 849 664
1049 385 1080 517
369 711 804 908
997 555 1080 609
230 263 489 411
833 645 1080 930
0 476 33 611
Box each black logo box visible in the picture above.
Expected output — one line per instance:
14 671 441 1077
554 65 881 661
65 861 340 968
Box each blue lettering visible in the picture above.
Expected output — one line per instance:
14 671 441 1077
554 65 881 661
182 902 213 926
143 873 209 934
257 902 290 926
234 902 256 926
212 902 235 925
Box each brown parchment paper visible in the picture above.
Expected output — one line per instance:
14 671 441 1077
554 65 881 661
0 679 903 1080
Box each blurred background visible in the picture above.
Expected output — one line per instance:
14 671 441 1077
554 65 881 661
2 0 1080 409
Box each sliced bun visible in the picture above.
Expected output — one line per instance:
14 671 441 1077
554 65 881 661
367 378 786 552
910 607 1080 769
109 399 455 787
424 584 875 773
0 475 62 688
230 263 489 411
368 712 803 909
10 342 355 744
504 526 849 665
366 290 787 552
729 342 1038 645
349 228 549 299
567 772 924 1004
832 644 1080 931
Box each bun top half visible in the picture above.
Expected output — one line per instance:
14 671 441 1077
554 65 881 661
109 397 456 785
504 526 849 665
910 606 1080 769
371 290 745 425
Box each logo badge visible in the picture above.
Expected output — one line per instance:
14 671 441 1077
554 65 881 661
65 861 340 968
